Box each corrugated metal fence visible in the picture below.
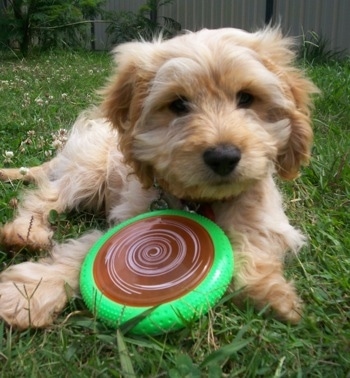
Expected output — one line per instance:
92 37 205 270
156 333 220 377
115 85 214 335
273 0 349 52
95 0 350 53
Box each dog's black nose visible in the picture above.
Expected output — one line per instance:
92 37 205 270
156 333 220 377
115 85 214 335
203 145 241 176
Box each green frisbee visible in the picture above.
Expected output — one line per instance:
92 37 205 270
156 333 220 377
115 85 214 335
80 210 234 335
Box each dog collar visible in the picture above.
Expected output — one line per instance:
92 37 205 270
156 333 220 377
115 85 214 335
149 180 216 222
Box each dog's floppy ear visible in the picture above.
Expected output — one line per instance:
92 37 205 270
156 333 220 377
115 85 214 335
253 28 319 179
275 69 318 180
101 42 154 129
100 42 156 188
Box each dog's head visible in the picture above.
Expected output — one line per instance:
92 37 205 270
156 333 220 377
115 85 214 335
101 27 318 201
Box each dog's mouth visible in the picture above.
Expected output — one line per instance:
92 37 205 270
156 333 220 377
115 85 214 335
156 173 250 204
206 175 237 186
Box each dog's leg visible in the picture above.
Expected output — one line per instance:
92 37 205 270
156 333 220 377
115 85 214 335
234 251 302 323
1 179 63 251
0 160 61 250
0 164 48 183
0 231 101 329
218 179 305 323
1 154 115 251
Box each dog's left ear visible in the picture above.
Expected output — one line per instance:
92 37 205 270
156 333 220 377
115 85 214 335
275 68 318 180
253 28 319 179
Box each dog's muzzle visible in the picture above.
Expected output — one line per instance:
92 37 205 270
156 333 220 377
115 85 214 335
203 144 241 176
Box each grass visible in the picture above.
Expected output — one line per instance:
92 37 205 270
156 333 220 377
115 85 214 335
0 49 349 377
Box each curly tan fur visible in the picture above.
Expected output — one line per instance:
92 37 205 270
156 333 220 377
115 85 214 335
0 27 318 329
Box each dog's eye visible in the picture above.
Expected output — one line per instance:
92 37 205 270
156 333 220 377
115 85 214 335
169 97 190 115
237 91 254 108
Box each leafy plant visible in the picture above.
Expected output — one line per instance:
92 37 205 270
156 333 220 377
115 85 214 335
106 0 181 44
299 30 345 64
0 0 105 56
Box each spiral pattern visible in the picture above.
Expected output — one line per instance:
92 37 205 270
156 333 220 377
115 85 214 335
93 215 214 306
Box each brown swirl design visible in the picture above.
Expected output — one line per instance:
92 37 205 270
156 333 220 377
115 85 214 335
93 215 214 306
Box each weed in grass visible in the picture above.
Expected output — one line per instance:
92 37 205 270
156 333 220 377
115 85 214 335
300 31 345 64
0 51 349 376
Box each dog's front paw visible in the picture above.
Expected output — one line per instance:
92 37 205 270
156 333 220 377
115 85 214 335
237 267 303 323
269 284 303 323
0 270 68 329
0 218 53 252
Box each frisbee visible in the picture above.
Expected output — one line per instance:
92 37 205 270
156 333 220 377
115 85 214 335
80 210 234 335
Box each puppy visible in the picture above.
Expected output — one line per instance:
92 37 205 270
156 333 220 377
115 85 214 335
0 27 317 329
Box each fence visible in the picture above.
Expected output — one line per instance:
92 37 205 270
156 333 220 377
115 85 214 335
94 0 350 54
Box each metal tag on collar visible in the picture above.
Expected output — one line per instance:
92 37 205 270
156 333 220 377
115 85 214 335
149 179 169 211
150 197 169 211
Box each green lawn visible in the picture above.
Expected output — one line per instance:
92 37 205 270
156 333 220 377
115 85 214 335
0 50 349 377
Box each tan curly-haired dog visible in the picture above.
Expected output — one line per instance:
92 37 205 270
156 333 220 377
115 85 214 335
0 27 317 329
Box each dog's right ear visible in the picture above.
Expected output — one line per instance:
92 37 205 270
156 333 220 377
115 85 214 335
100 42 158 188
101 42 155 131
